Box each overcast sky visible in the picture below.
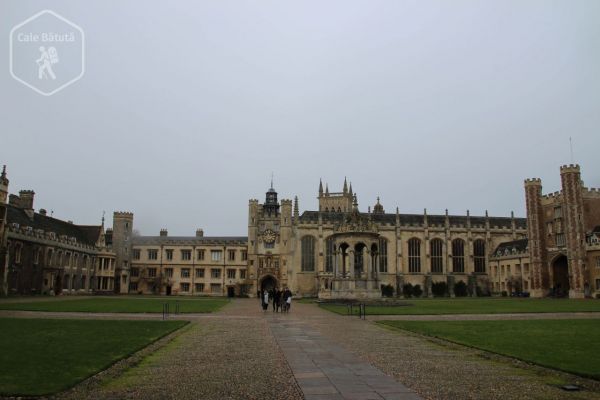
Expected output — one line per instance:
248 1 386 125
1 0 599 236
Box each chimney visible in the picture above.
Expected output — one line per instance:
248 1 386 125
39 208 47 216
19 190 35 210
196 229 204 237
160 228 168 237
9 194 21 207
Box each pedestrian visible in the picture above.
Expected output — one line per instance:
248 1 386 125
286 291 292 312
275 288 282 312
270 288 277 311
262 290 269 311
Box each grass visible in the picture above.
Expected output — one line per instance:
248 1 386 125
320 298 600 315
379 319 600 379
0 296 228 313
0 318 188 396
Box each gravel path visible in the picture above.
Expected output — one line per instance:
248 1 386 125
60 301 302 400
292 302 600 400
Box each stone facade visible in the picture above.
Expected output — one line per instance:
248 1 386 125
490 164 600 298
128 230 248 296
0 166 116 296
248 180 527 299
1 163 598 299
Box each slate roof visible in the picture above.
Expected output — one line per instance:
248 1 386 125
6 204 102 247
298 211 526 229
132 236 248 246
492 238 529 257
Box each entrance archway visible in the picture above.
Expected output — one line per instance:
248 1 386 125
354 243 366 277
260 275 277 292
552 255 570 297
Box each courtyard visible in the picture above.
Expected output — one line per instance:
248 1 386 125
0 297 599 399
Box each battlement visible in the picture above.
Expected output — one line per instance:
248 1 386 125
248 199 259 205
584 187 600 198
542 191 562 200
280 199 292 206
524 178 542 186
113 211 133 219
560 164 580 173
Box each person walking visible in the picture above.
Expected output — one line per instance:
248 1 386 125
262 290 269 311
285 289 292 313
275 288 282 312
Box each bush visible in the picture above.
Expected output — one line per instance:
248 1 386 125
476 285 491 297
413 284 423 298
431 282 448 297
402 283 414 298
381 284 394 298
454 281 468 297
501 290 508 297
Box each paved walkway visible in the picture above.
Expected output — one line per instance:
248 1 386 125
270 317 420 400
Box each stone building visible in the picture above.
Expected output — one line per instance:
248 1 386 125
127 227 248 296
0 166 116 295
489 165 600 298
1 163 598 299
248 178 527 299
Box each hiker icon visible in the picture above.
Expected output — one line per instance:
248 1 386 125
36 46 59 80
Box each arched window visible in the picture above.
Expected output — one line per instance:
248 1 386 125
301 236 316 271
378 238 388 272
452 239 465 273
325 237 335 273
408 238 421 273
430 239 443 273
474 239 486 273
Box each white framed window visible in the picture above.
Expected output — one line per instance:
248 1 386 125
211 250 222 262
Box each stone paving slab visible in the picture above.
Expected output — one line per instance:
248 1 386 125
269 316 422 400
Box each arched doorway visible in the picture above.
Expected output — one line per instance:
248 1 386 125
339 243 349 276
552 255 570 297
260 275 277 292
354 243 366 277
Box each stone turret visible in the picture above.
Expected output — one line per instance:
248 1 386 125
112 211 134 294
560 164 586 298
524 177 547 296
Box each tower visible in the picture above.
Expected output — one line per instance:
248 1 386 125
112 211 134 294
524 177 548 297
0 165 9 296
263 181 280 216
560 164 586 298
318 178 354 212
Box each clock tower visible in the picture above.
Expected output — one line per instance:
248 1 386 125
247 182 293 297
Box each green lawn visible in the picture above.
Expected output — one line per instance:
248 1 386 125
320 298 600 315
379 319 600 379
0 318 188 396
0 297 228 313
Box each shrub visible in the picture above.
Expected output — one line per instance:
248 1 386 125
454 281 468 297
413 284 423 298
501 290 508 297
476 285 491 297
402 283 414 298
431 282 448 297
381 284 394 298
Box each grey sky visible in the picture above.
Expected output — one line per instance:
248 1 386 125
1 0 599 236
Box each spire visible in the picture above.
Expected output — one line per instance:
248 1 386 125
1 165 6 179
325 183 329 195
101 210 105 227
343 177 348 194
319 179 323 196
270 172 274 190
349 182 353 196
0 165 7 185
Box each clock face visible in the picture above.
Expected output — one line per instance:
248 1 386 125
262 229 276 244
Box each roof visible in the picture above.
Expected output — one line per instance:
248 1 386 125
492 239 529 257
6 205 102 247
298 211 527 229
132 236 248 246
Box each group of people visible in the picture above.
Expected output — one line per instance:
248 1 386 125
260 287 292 313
